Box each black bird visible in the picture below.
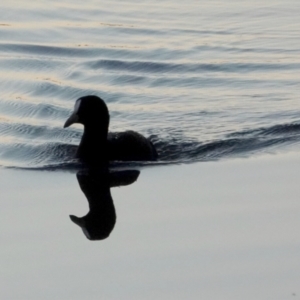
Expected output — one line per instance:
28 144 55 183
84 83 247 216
64 95 158 165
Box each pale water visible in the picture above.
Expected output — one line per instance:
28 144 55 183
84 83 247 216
1 0 300 168
1 2 300 299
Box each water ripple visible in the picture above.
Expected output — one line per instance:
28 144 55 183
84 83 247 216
1 0 300 170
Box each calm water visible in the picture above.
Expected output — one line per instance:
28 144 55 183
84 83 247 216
1 3 300 299
1 0 300 168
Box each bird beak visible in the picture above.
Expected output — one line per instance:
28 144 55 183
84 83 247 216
64 112 79 128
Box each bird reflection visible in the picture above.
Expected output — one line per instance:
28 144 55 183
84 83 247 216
70 169 140 241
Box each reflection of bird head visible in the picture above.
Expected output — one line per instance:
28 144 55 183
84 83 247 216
70 213 115 241
64 95 110 130
70 169 140 241
70 216 91 239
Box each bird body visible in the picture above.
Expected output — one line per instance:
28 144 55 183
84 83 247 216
64 95 158 165
107 130 157 161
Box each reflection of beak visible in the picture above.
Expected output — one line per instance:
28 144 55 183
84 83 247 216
64 113 79 128
69 215 85 228
70 215 91 240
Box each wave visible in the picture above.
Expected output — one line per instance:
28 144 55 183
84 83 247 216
1 122 300 171
84 59 297 74
152 122 300 162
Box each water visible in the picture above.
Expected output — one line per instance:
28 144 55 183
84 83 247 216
1 0 300 169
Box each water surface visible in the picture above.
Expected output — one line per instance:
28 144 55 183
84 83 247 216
0 0 300 168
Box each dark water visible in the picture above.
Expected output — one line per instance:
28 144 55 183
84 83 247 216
1 0 300 169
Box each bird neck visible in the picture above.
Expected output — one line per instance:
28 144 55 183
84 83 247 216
83 124 108 140
77 124 109 166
